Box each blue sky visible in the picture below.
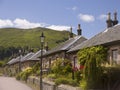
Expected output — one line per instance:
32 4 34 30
0 0 120 38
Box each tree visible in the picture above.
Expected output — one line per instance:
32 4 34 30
77 46 108 89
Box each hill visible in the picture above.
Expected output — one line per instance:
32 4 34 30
0 27 70 49
0 27 70 61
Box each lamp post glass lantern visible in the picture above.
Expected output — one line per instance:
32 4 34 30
40 32 45 90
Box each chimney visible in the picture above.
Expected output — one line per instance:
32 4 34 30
77 24 82 35
106 12 113 28
69 26 73 38
113 11 118 26
45 42 49 51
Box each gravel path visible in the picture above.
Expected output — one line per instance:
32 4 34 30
0 76 33 90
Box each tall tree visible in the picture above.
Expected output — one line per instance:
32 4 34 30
77 46 107 89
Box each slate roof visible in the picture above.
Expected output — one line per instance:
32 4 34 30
7 50 47 65
68 24 120 52
28 50 46 61
44 35 87 56
7 56 22 65
7 58 16 65
21 52 35 62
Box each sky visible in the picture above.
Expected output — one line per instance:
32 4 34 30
0 0 120 38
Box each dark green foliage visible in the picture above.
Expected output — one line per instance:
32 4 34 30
0 46 24 60
77 46 108 89
101 66 120 89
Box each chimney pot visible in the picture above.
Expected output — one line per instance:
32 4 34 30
106 12 113 28
70 27 72 33
107 12 111 20
69 26 73 38
114 11 117 20
78 24 80 30
113 11 118 26
77 24 82 35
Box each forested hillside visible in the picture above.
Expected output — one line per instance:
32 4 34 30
0 27 70 61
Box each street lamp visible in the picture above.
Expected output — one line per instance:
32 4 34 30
19 49 22 73
40 32 45 90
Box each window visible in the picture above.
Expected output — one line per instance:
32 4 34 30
112 49 118 64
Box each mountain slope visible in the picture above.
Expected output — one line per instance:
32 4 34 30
0 27 69 49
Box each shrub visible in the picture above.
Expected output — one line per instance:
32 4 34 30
16 67 32 81
75 71 81 83
55 78 78 86
34 70 40 76
47 74 57 80
80 79 87 90
32 63 40 74
51 58 72 75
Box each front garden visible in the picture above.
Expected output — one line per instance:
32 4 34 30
14 45 120 90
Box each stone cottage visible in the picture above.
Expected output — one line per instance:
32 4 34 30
68 12 120 65
6 56 22 76
42 24 87 69
20 52 35 70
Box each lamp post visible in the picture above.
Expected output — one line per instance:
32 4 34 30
40 32 45 90
19 49 22 73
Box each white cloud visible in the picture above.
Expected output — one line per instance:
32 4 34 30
0 18 70 31
13 18 46 29
0 19 13 28
46 25 70 31
98 14 107 20
78 13 95 22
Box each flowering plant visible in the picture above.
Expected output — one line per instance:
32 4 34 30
72 65 84 71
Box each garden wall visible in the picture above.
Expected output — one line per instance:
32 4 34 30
27 77 82 90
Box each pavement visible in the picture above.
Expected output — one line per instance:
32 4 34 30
0 76 33 90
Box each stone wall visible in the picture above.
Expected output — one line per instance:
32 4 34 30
57 84 81 90
27 77 82 90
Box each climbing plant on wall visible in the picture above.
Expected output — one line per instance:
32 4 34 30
77 45 108 89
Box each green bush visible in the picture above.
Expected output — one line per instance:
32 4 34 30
51 58 72 75
78 46 108 89
32 63 40 74
55 78 78 86
75 71 81 83
47 74 57 80
16 67 32 81
80 79 87 90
